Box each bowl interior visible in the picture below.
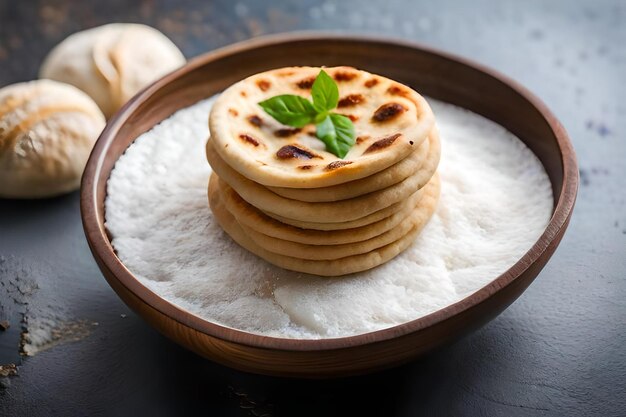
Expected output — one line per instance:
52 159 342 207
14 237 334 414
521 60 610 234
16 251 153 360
83 34 577 360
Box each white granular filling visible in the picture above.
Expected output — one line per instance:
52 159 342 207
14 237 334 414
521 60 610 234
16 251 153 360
105 97 553 339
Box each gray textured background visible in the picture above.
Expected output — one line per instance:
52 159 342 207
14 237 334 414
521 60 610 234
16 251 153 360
0 0 625 415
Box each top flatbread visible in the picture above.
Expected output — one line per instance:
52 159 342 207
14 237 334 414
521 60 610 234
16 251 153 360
209 66 435 188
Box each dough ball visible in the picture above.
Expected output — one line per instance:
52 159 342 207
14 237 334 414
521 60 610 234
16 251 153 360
0 79 105 198
39 23 186 118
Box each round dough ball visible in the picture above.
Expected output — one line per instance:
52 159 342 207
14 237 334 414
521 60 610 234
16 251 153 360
39 23 186 118
0 79 105 198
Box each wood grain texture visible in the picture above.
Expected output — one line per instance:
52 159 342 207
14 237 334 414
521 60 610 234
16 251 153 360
80 34 578 378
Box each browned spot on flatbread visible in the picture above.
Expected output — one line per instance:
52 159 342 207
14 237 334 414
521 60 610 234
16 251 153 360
325 160 353 171
256 79 271 91
337 94 365 108
356 135 369 144
239 133 261 147
364 78 379 88
247 115 263 127
363 133 402 154
240 91 247 97
274 128 301 138
296 76 316 89
276 144 320 160
278 69 296 76
228 108 238 117
298 164 314 170
387 85 411 97
341 114 359 122
372 102 406 122
334 71 357 81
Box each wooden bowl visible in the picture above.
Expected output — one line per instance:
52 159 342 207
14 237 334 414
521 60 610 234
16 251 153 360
81 34 578 378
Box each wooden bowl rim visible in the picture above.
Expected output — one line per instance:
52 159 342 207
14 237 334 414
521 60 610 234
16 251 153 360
81 32 578 352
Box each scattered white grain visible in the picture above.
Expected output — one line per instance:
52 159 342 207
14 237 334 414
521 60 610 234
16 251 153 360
105 97 552 339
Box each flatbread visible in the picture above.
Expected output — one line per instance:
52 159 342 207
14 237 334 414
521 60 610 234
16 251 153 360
216 174 429 245
238 178 440 260
267 126 440 201
209 66 435 188
262 186 424 231
208 174 441 276
206 137 436 223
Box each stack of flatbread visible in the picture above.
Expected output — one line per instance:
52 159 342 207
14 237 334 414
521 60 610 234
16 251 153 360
206 67 440 276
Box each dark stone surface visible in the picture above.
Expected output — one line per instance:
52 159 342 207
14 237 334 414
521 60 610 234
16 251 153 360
1 0 625 415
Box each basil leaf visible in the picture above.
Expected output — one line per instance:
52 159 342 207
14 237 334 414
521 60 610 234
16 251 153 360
314 111 329 124
258 95 317 127
311 70 339 113
315 113 355 158
258 70 356 158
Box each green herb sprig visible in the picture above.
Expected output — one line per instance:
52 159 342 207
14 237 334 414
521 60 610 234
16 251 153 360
258 70 356 158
